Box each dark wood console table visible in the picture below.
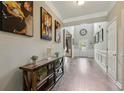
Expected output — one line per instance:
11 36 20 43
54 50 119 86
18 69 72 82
19 56 64 91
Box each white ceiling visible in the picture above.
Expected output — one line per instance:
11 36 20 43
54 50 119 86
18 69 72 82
46 1 116 23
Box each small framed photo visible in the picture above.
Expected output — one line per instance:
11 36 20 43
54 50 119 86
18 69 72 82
99 28 104 42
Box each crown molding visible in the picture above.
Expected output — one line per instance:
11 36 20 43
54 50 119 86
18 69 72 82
45 1 63 21
107 2 117 14
45 1 116 24
63 11 108 23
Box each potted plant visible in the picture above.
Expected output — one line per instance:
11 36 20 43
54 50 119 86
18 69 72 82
31 55 38 64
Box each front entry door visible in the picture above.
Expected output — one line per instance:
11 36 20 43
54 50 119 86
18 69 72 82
107 19 117 80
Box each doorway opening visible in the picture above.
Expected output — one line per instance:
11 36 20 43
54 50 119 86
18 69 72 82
65 31 72 57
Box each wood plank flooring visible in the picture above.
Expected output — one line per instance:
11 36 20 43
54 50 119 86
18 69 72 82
52 57 120 91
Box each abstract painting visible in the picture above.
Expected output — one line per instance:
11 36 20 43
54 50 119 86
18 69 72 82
0 1 33 36
55 20 61 43
40 7 52 41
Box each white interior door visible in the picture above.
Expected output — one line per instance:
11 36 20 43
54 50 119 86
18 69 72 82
107 19 117 80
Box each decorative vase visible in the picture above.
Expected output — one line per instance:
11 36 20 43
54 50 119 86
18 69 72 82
55 52 59 57
31 55 38 64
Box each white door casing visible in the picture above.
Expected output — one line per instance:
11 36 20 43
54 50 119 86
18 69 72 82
107 18 117 81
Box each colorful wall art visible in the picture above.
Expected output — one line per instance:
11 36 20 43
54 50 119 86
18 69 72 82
0 1 33 36
40 7 52 41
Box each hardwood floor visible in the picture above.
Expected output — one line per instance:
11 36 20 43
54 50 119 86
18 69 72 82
52 57 120 91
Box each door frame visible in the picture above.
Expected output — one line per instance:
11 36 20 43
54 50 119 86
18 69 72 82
106 17 118 81
65 32 72 58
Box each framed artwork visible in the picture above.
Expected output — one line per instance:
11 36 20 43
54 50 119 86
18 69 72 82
99 28 104 42
40 7 52 41
94 36 96 44
95 32 99 43
0 1 33 37
63 29 65 49
55 20 61 43
0 2 2 30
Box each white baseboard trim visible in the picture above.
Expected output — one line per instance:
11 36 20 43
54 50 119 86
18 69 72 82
95 60 122 90
116 81 122 89
107 71 122 90
96 60 106 72
74 56 94 59
107 73 116 83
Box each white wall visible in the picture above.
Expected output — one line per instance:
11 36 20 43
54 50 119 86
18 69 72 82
74 24 94 58
0 1 63 90
107 2 124 89
94 2 124 89
63 24 94 58
94 22 108 50
94 22 108 72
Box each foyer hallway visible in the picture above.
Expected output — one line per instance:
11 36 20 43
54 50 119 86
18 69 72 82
52 57 119 91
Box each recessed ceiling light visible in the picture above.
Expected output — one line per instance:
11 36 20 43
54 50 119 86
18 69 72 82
77 1 85 6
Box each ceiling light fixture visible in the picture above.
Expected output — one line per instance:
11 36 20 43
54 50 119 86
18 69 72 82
76 1 85 6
